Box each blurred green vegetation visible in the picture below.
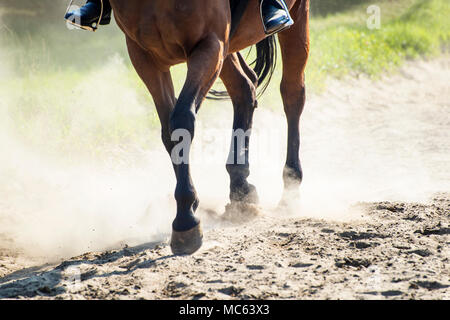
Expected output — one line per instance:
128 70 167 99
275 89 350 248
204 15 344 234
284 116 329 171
2 0 448 77
0 0 448 159
0 1 127 74
307 0 449 89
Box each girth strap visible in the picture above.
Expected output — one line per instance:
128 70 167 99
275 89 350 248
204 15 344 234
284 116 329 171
229 0 251 39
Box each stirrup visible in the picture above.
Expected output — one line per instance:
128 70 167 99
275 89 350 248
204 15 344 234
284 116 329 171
259 0 293 36
65 0 105 32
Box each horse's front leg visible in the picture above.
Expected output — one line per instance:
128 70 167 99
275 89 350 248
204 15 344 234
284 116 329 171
169 34 225 255
126 37 176 156
220 53 259 204
126 34 223 255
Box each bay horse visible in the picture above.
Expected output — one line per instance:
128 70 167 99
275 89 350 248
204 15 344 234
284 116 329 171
108 0 310 255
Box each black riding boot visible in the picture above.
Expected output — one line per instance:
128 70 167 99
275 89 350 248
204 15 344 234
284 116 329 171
65 0 112 31
260 0 294 35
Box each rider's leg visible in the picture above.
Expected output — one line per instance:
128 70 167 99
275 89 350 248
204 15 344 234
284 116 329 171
260 0 294 35
65 0 292 34
65 0 112 31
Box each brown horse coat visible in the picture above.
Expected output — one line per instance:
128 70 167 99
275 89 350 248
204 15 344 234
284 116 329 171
109 0 309 255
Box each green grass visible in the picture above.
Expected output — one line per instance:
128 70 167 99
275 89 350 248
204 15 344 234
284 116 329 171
1 65 161 161
0 0 448 159
305 0 449 90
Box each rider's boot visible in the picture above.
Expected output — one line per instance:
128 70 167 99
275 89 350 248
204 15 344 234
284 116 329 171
260 0 294 35
65 0 112 31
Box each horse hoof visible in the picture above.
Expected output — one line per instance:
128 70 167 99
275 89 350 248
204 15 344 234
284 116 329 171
170 223 203 255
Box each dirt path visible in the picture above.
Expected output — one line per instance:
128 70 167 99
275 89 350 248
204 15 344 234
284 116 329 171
0 58 449 299
0 195 448 300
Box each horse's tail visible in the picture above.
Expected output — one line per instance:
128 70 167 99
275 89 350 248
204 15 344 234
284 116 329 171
208 0 277 100
251 35 277 98
208 35 277 100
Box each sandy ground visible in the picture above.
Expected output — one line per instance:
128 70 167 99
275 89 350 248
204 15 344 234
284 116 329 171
0 58 449 300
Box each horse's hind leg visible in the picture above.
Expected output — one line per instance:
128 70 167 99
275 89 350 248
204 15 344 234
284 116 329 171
220 53 259 204
278 0 309 197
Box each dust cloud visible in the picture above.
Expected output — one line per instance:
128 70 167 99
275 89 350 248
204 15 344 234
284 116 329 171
0 51 177 258
251 59 449 220
0 26 448 260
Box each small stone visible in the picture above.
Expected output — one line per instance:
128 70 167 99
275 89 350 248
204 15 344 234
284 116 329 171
381 290 403 297
246 265 265 270
290 262 313 268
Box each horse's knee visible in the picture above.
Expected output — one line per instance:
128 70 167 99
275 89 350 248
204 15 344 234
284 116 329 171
169 106 196 136
161 126 173 153
244 81 257 109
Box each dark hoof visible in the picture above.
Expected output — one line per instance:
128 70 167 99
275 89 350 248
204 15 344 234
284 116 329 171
170 223 203 255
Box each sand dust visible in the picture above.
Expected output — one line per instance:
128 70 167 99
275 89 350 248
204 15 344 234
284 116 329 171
0 58 449 299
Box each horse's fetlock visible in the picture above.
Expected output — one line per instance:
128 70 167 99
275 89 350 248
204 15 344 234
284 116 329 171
175 186 197 207
283 164 303 186
226 163 250 179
